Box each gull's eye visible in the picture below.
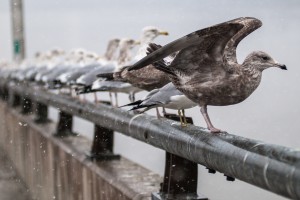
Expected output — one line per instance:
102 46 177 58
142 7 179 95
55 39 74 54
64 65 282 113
262 56 269 61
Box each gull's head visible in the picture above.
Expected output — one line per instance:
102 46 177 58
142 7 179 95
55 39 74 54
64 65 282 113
141 26 169 43
50 48 65 57
105 38 121 61
119 38 140 50
106 38 121 51
69 48 87 58
110 38 121 46
117 38 141 65
244 51 287 72
85 51 98 59
35 51 41 58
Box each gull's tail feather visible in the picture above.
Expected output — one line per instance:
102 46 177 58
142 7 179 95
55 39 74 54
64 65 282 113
119 100 143 108
75 86 92 95
97 72 114 80
97 67 127 82
130 104 155 112
120 99 155 113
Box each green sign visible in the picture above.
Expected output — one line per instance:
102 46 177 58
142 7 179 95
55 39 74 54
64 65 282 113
14 40 20 54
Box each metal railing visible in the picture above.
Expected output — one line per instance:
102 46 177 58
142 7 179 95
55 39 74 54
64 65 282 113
0 79 299 200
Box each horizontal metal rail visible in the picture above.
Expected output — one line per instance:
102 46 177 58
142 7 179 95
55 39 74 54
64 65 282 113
2 82 300 199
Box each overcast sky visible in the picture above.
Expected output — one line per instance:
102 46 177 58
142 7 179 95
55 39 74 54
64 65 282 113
1 1 299 200
1 0 299 61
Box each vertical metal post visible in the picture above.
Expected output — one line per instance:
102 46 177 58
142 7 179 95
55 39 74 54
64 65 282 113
88 125 120 160
0 84 9 101
21 96 32 114
8 90 21 108
34 102 49 123
54 110 74 137
152 113 207 200
10 0 26 62
87 101 120 160
3 86 9 102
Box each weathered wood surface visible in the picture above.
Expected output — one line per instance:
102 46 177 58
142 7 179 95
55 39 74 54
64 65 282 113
0 101 161 200
0 147 32 200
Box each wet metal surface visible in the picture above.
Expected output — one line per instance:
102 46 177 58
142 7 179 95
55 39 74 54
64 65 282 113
2 83 300 199
0 101 161 200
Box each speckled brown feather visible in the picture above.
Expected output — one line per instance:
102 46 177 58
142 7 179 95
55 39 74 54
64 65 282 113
99 43 171 91
117 65 170 91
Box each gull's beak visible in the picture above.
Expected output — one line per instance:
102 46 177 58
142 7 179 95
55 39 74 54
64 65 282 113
275 63 287 70
159 31 169 36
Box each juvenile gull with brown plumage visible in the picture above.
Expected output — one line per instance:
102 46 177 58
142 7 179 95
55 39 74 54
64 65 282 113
128 17 287 133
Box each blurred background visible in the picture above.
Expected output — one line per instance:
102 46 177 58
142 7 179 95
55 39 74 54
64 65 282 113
1 0 299 199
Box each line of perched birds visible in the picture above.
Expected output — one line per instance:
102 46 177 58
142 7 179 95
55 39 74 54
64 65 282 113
0 26 169 103
0 17 287 133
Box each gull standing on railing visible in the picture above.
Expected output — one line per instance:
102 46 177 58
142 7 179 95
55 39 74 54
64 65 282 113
122 82 197 126
91 26 169 104
34 48 66 84
128 17 287 133
75 38 140 101
55 38 121 88
80 38 141 104
121 45 195 125
96 27 170 91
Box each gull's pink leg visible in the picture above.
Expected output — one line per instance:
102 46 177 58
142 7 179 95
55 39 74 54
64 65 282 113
156 107 162 118
109 92 113 105
162 107 167 115
200 106 221 133
114 92 119 107
94 92 98 103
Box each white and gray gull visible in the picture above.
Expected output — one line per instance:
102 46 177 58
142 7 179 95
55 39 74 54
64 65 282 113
127 17 287 133
123 82 197 126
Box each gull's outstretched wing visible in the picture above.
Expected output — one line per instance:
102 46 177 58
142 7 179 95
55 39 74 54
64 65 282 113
128 17 262 73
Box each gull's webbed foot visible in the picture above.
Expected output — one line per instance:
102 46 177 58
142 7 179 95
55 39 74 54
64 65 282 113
208 126 222 133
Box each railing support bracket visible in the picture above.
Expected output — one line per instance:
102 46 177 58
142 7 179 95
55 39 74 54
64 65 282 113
54 110 76 137
86 101 120 161
152 113 207 200
34 102 50 123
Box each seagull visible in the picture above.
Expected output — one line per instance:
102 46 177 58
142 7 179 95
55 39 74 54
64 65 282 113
93 26 170 105
23 53 52 83
75 38 139 94
56 38 121 87
86 38 142 104
123 82 197 126
74 38 140 104
90 80 142 105
34 48 66 84
97 27 170 91
127 17 287 133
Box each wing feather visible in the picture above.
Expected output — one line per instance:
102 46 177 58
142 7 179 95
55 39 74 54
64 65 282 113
128 17 262 73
